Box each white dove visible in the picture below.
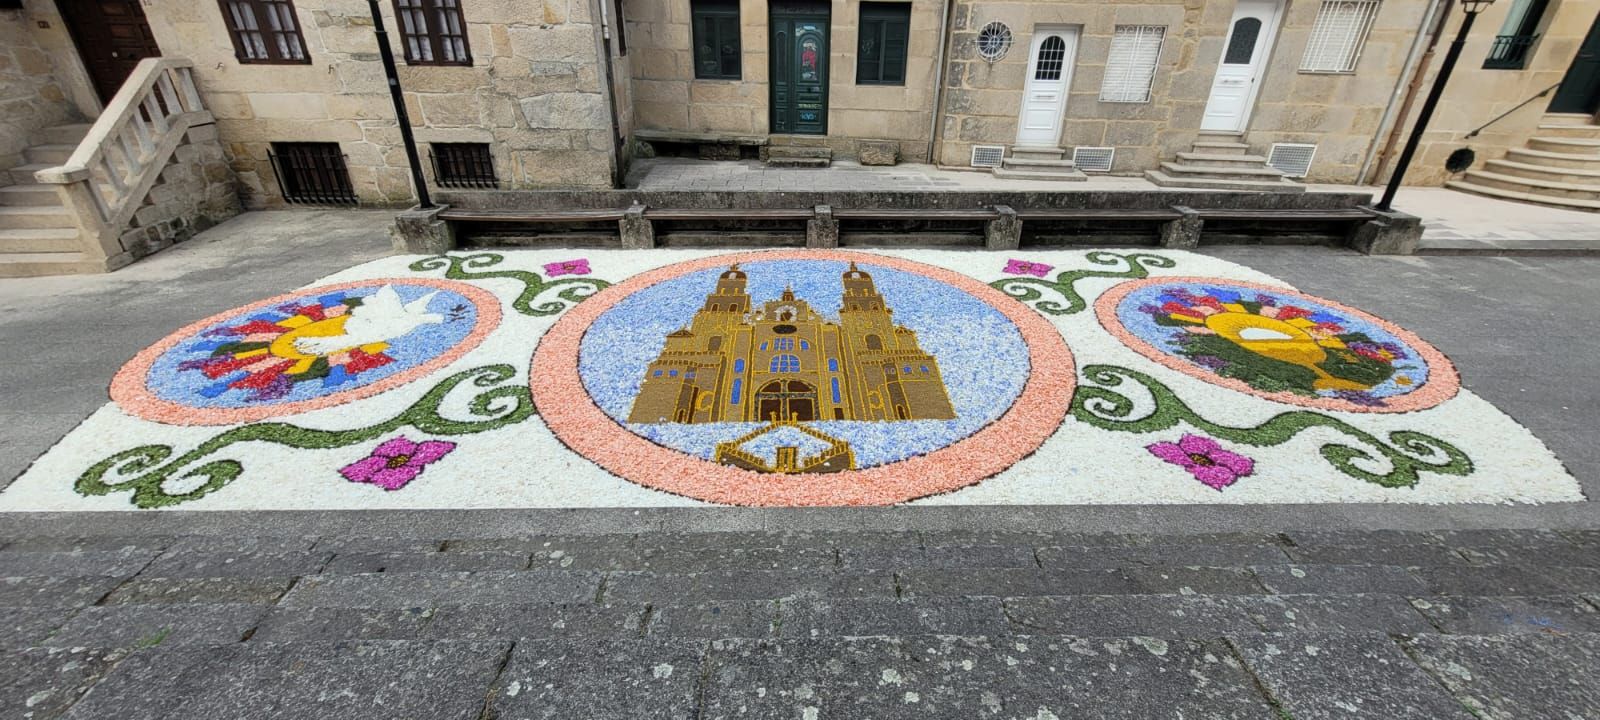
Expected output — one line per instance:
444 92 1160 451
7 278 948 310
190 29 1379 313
292 285 445 356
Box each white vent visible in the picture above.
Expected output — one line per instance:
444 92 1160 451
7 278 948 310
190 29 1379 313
970 145 1005 168
1072 146 1116 172
1267 143 1318 178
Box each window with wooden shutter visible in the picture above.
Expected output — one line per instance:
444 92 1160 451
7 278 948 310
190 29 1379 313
692 0 741 79
219 0 310 64
857 2 911 85
1300 0 1379 73
1099 25 1164 103
392 0 472 65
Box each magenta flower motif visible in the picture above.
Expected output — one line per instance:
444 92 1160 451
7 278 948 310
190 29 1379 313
1003 259 1054 278
544 259 591 277
1146 434 1255 491
339 436 456 491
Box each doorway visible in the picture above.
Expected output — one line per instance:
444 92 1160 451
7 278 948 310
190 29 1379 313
1549 12 1600 115
1200 0 1283 132
57 0 162 103
769 0 830 135
754 379 819 422
1015 26 1080 147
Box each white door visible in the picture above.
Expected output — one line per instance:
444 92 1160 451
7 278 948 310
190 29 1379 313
1015 27 1079 147
1201 0 1283 132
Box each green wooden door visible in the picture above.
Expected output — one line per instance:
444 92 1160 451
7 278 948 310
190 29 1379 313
1550 12 1600 114
770 1 830 135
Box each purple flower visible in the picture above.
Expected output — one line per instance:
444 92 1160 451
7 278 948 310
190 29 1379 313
339 436 456 491
1331 390 1387 407
1003 259 1054 278
544 259 591 277
1146 434 1255 491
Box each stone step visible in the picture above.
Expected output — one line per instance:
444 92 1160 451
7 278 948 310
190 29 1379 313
1010 145 1067 161
0 227 82 253
1527 137 1600 155
1191 141 1252 155
766 145 833 159
0 205 76 229
36 123 92 146
24 144 76 166
991 166 1088 182
1505 147 1600 170
1460 168 1600 202
1159 161 1289 180
1541 112 1599 126
0 183 62 207
1197 129 1245 139
7 163 54 185
1144 169 1306 193
1484 158 1600 184
765 156 830 168
0 250 106 278
1001 157 1078 171
1175 152 1270 166
1535 124 1600 138
1446 178 1600 211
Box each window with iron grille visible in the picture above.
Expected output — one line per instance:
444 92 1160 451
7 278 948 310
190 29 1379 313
431 143 498 188
1300 0 1379 73
1033 36 1067 80
393 0 471 65
857 2 910 85
1484 0 1547 69
270 142 357 205
1099 25 1164 103
219 0 310 64
692 0 741 79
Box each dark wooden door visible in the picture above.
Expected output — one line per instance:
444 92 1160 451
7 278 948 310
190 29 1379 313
1550 12 1600 114
769 1 829 135
58 0 162 103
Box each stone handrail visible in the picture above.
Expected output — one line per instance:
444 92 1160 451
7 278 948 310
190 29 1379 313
34 58 212 253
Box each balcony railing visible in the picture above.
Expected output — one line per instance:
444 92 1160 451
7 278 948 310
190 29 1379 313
1484 34 1539 69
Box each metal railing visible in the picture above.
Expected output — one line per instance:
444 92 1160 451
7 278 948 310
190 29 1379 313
1465 81 1563 138
1483 34 1539 69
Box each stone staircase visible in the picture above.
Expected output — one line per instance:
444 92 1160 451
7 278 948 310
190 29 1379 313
1145 130 1305 193
992 146 1086 181
764 144 832 168
0 123 105 278
1447 113 1600 211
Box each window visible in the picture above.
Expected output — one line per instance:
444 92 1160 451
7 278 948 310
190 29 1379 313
774 338 795 351
270 142 356 205
1100 25 1164 103
857 2 910 85
1485 0 1548 69
1300 0 1379 73
393 0 471 65
1223 18 1262 65
730 378 742 403
430 143 497 188
734 359 745 374
770 354 800 373
692 0 741 79
220 0 310 64
828 358 838 372
1034 36 1066 80
831 377 842 403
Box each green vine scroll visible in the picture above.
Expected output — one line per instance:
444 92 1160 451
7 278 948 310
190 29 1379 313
77 365 534 509
1072 364 1473 488
410 253 610 316
991 251 1175 315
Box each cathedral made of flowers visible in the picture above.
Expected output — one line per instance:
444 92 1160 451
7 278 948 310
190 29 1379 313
627 264 955 425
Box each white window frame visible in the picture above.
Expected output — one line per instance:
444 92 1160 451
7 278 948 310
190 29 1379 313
1300 0 1380 73
1099 25 1165 103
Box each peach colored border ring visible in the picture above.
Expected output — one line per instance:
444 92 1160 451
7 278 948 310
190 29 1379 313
111 278 502 426
530 250 1077 506
1093 276 1460 414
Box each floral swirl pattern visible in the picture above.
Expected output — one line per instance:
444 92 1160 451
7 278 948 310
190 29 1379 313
991 251 1176 315
409 253 610 316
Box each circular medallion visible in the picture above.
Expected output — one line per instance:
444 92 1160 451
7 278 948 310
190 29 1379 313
531 250 1075 506
112 278 501 425
1096 276 1459 413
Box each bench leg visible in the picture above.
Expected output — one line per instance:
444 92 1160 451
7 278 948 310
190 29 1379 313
391 204 457 254
1349 206 1422 255
807 205 839 248
985 204 1020 251
1159 206 1202 249
619 205 655 249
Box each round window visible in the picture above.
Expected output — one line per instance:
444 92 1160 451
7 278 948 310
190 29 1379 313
977 22 1012 62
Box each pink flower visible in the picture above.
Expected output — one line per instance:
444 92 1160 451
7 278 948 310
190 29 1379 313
339 436 456 491
1146 434 1255 491
1003 259 1054 278
544 259 591 277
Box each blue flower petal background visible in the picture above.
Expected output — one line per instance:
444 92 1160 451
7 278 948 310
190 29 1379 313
578 259 1031 468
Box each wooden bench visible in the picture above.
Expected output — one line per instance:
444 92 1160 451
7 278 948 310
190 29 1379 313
438 208 627 222
644 208 814 221
1192 208 1373 221
1017 208 1185 221
832 208 998 221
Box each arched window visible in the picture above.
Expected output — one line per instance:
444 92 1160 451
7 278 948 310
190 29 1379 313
800 340 810 350
707 336 723 352
1224 18 1261 65
733 359 745 374
828 358 839 372
1034 35 1066 80
865 334 883 351
770 354 800 373
730 378 742 403
830 377 841 403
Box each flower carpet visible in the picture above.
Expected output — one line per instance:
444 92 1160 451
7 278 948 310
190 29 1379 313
0 248 1579 510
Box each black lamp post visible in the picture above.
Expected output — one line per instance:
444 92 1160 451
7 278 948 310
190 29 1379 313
367 0 436 209
1375 0 1495 211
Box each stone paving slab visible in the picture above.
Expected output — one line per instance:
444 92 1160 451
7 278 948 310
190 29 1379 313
0 575 124 607
139 551 331 578
603 570 897 602
1230 632 1477 720
321 550 530 574
279 571 604 607
1403 632 1600 720
1249 594 1437 635
103 577 294 605
250 606 435 642
0 606 77 648
487 638 705 720
422 602 646 640
41 603 267 648
0 647 129 720
778 597 1012 638
1003 595 1264 637
1251 564 1429 595
647 601 777 638
1409 595 1600 635
0 549 157 577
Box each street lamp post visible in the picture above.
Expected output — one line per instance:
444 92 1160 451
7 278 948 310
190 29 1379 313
1375 0 1495 211
367 0 436 210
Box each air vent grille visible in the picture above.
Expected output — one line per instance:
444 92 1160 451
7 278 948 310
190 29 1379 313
970 145 1005 168
1267 143 1318 178
1071 146 1116 172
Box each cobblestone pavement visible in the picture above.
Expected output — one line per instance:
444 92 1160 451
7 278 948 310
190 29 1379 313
3 529 1600 718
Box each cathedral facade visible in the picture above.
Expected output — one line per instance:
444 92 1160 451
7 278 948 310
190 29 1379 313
627 264 955 425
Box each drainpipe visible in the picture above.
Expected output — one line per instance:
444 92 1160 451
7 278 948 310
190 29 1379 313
595 0 626 187
1361 0 1451 185
926 0 956 165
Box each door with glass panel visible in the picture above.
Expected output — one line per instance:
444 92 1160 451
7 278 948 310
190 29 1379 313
1201 0 1284 132
1015 27 1079 147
